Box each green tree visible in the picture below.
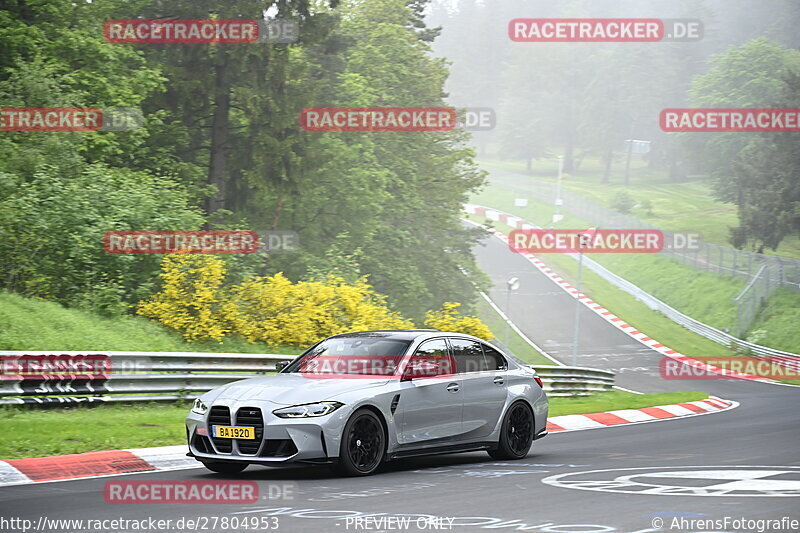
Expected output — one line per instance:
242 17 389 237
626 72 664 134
129 0 341 223
0 0 164 179
0 166 204 315
329 0 487 319
686 38 800 201
728 72 800 253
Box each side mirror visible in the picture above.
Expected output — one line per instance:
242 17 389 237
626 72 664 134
401 356 454 381
401 365 422 381
275 361 290 372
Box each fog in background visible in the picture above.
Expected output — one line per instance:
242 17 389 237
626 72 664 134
427 0 800 179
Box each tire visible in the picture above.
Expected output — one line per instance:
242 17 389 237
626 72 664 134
488 401 535 460
333 409 386 476
201 461 248 474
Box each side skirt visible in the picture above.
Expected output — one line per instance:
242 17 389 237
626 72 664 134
387 441 495 461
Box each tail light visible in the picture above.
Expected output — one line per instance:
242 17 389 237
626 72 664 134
533 375 543 388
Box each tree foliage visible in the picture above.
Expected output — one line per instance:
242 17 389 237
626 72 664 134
1 0 487 325
728 72 800 252
686 38 800 201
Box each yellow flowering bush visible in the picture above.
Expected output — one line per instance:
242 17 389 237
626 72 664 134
137 255 231 341
226 274 413 346
226 274 339 346
424 302 494 340
138 258 491 346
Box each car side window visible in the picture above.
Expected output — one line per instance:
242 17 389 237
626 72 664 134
450 338 489 373
481 344 508 371
411 339 454 376
414 339 449 357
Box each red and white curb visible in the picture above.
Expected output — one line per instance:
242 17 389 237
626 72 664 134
463 205 775 384
0 397 737 487
547 395 737 433
0 445 196 487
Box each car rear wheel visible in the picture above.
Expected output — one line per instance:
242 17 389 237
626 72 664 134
488 401 534 460
333 409 386 476
201 460 248 474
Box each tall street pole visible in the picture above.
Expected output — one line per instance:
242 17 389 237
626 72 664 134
505 277 519 348
571 231 593 366
571 250 584 366
555 155 564 220
505 287 512 348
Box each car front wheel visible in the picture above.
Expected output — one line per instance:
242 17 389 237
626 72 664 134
488 401 534 460
333 409 386 476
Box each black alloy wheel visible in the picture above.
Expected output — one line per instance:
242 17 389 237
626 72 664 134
488 401 534 460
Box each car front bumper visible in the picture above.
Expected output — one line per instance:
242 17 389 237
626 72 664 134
186 399 351 465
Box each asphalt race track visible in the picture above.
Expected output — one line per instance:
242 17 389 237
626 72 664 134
0 232 798 533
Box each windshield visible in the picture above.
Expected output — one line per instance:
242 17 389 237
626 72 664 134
284 337 411 377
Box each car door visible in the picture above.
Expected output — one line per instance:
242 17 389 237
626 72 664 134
450 338 508 439
397 338 463 445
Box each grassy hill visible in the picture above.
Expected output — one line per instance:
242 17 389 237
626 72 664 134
0 292 299 354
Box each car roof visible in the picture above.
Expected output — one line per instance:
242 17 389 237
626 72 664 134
328 329 438 341
328 329 484 343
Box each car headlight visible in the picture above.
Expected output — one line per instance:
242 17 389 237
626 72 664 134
273 401 344 418
191 398 208 415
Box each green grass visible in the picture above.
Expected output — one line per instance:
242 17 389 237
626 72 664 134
480 157 800 260
0 403 191 458
0 291 298 354
548 390 708 417
475 296 555 366
747 289 800 353
595 254 740 330
0 391 709 459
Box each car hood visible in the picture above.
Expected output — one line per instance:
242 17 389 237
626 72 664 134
216 373 391 405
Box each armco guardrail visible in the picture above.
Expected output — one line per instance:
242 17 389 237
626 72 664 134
0 351 612 404
532 365 615 396
0 351 291 406
466 204 800 367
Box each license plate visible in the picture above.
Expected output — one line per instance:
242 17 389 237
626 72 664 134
213 425 255 439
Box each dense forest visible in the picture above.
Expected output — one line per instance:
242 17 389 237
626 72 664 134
1 0 798 329
0 0 487 322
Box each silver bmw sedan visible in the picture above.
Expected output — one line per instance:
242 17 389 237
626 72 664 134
186 330 548 476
